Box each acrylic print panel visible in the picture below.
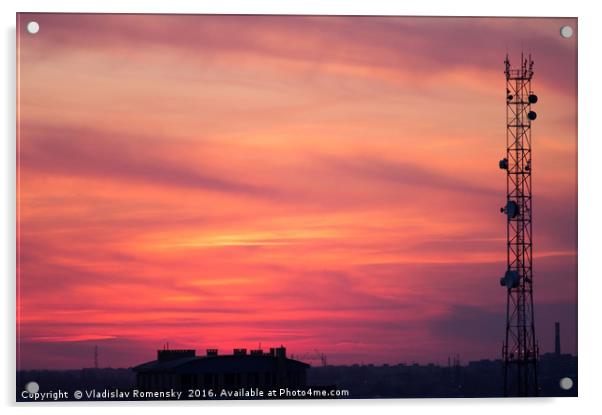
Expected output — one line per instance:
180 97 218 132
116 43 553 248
16 13 577 401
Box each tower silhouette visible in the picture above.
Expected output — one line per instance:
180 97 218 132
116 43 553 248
499 53 539 397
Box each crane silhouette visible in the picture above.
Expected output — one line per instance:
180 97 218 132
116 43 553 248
290 349 328 366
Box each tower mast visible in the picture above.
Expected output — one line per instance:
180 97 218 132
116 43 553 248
499 53 539 397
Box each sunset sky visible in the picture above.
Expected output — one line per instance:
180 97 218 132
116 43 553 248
17 14 577 369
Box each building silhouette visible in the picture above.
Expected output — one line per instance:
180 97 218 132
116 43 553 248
132 346 309 392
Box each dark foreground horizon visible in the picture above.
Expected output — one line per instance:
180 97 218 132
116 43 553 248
17 351 577 401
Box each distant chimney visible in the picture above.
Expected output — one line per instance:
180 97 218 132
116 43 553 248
206 348 218 357
555 322 561 355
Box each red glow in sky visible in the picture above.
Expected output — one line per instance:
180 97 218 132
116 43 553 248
17 14 577 369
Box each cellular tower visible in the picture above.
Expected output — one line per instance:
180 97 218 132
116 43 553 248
499 53 539 397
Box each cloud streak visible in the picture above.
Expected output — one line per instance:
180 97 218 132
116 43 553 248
19 123 275 197
19 14 577 94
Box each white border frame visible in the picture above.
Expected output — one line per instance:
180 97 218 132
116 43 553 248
3 1 600 414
